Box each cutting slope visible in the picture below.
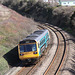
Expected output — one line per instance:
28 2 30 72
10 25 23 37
0 4 37 75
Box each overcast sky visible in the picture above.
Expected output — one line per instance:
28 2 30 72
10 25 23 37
43 0 59 2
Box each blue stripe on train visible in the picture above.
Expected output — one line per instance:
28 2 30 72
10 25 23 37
38 32 50 56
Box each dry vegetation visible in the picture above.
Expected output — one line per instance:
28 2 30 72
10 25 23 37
0 4 38 75
1 0 75 36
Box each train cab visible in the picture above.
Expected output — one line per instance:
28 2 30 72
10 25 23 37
18 40 39 60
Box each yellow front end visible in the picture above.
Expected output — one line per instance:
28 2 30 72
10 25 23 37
18 42 39 60
19 51 39 60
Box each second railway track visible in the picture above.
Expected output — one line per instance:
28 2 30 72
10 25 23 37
15 24 67 75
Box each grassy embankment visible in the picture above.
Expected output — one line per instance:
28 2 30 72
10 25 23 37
0 4 37 75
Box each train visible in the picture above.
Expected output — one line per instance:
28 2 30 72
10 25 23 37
18 29 50 61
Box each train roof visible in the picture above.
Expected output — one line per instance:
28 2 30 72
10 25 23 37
22 29 48 42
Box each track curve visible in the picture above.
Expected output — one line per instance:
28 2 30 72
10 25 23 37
42 24 67 75
15 24 67 75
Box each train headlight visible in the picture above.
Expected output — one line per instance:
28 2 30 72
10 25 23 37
20 54 24 56
33 52 37 54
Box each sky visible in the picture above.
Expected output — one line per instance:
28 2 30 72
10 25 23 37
43 0 75 2
43 0 59 2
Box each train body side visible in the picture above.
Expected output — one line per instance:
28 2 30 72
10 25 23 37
18 29 50 60
37 31 50 56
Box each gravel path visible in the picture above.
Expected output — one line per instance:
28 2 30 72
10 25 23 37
52 25 75 75
61 33 75 75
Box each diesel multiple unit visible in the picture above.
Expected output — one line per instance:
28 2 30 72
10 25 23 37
18 29 50 60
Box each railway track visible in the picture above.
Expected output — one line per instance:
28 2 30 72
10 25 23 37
16 24 53 75
42 24 67 75
15 24 67 75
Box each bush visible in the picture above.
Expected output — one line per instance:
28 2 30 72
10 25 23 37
70 11 75 29
1 0 75 36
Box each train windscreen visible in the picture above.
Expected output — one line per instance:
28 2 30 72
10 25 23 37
20 44 37 53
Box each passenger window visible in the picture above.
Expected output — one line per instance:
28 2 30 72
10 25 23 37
46 34 49 39
40 38 45 46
